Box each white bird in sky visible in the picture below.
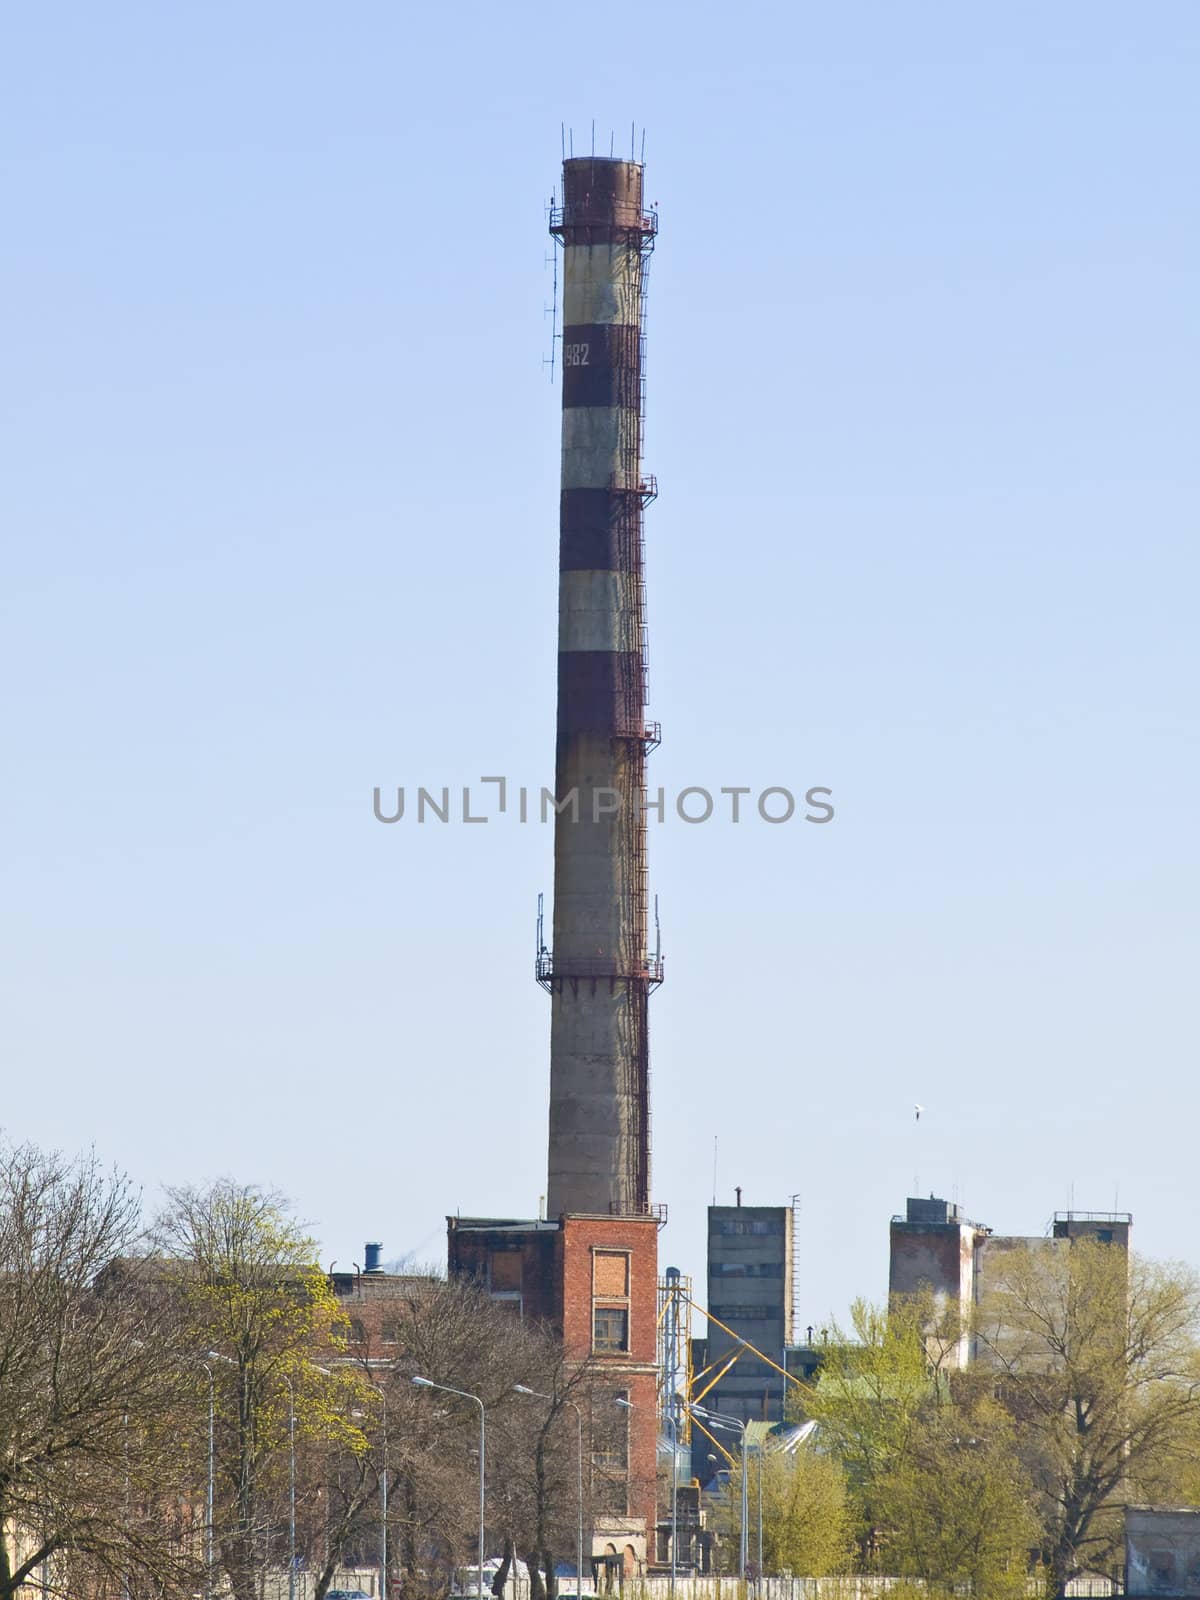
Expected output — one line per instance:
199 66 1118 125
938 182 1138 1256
914 1104 925 1121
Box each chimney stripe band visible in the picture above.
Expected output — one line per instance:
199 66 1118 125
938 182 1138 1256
557 651 643 737
561 244 640 326
561 408 639 490
559 570 640 653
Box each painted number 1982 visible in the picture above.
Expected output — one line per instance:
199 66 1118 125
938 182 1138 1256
564 343 590 366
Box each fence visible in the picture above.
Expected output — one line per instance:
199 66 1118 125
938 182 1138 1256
492 1578 1118 1600
259 1569 1119 1600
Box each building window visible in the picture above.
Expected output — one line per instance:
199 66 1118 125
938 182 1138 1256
717 1219 784 1237
592 1389 630 1471
591 1248 631 1355
593 1305 630 1353
349 1318 366 1343
1151 1555 1174 1585
490 1252 522 1292
593 1250 630 1297
381 1320 399 1344
592 1387 630 1515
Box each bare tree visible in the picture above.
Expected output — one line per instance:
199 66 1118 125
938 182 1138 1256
310 1276 606 1600
0 1139 197 1600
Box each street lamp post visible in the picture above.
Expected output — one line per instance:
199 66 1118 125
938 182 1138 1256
756 1442 763 1579
514 1385 585 1600
200 1364 216 1597
379 1388 389 1600
669 1392 679 1596
615 1391 674 1594
690 1405 748 1582
281 1377 295 1600
285 1376 296 1600
200 1351 237 1600
412 1377 486 1600
283 1362 331 1600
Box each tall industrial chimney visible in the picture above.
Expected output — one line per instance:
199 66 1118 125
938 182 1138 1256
539 157 661 1219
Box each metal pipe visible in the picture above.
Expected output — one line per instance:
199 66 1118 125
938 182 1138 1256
412 1377 485 1600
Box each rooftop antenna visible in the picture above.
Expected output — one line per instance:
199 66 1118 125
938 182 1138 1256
640 127 646 163
609 129 614 157
653 893 662 965
536 891 547 959
913 1102 924 1199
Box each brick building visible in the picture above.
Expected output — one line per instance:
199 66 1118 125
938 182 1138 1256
327 1243 439 1352
447 1212 659 1574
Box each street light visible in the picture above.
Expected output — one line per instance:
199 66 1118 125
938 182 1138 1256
377 1386 389 1600
283 1362 331 1600
648 1388 682 1598
756 1441 763 1579
616 1390 678 1597
200 1351 236 1600
285 1375 297 1600
412 1377 486 1600
514 1385 584 1600
690 1405 748 1581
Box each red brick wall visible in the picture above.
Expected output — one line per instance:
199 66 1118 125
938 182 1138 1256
444 1223 562 1324
561 1217 659 1547
327 1271 438 1356
444 1216 660 1558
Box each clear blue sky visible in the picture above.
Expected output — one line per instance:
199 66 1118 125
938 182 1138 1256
3 3 1197 1322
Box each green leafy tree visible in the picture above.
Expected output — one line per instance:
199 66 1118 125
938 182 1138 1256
882 1382 1037 1598
797 1298 934 1559
976 1239 1200 1597
799 1300 1036 1594
715 1445 852 1577
156 1182 371 1600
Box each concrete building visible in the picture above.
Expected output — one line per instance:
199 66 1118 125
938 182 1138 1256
889 1195 1133 1369
703 1201 794 1424
1126 1506 1200 1598
888 1196 990 1369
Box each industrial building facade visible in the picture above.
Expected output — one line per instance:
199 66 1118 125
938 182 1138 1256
446 1214 659 1565
702 1202 794 1425
889 1193 1133 1368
